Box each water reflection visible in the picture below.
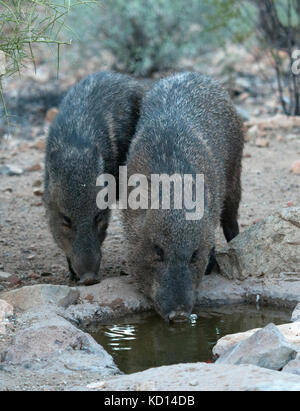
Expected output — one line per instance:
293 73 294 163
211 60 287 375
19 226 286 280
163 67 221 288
105 325 136 350
90 304 291 374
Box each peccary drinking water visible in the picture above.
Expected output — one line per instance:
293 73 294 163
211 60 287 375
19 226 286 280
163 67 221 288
44 72 146 285
122 72 244 321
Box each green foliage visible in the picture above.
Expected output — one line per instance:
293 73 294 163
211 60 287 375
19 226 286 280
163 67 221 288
67 0 254 77
2 1 70 77
96 0 199 76
0 0 94 118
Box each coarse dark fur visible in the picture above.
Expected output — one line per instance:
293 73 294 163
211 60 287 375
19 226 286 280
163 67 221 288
122 72 244 321
44 71 147 285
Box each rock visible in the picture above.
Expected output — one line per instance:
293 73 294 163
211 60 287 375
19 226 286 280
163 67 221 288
245 114 300 130
0 271 13 282
0 299 13 335
235 77 252 91
78 276 152 314
215 323 297 370
32 180 42 188
237 92 249 102
64 303 114 326
26 163 42 172
27 349 119 377
0 299 13 322
45 107 59 123
4 314 115 368
286 134 298 141
64 277 153 325
291 303 300 322
197 274 300 309
235 106 251 122
86 381 107 390
255 138 270 148
7 275 22 287
213 322 300 358
0 164 23 176
282 354 300 376
196 274 246 306
216 207 300 282
1 284 79 311
33 188 44 196
136 381 157 391
30 139 45 151
291 161 300 175
247 125 259 140
83 363 300 391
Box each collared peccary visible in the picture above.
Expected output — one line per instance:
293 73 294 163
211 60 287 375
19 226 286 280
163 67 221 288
122 72 244 321
44 71 146 285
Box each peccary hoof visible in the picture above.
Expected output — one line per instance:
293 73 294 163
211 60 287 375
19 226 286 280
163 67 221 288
66 271 77 283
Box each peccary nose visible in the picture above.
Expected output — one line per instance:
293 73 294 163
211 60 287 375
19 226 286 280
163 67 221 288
168 311 190 323
78 272 100 286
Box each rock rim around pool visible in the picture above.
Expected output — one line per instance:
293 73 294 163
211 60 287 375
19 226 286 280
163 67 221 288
215 323 297 370
282 354 300 376
78 363 300 391
3 308 117 371
0 207 300 390
0 284 79 312
0 282 300 390
213 321 300 358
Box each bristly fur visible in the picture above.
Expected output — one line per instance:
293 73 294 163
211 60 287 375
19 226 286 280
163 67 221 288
122 72 244 320
44 71 147 284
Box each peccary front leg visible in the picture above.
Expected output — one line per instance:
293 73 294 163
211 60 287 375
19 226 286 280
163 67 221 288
221 187 241 242
67 258 78 282
221 213 239 243
205 246 217 275
221 168 241 243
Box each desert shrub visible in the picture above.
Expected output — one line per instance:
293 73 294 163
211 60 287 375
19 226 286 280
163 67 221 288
92 0 200 76
250 0 300 115
67 0 247 77
0 0 93 116
201 0 300 116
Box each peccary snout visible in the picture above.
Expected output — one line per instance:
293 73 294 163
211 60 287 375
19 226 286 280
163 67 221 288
151 262 196 322
69 246 101 286
168 311 190 323
65 224 104 285
78 272 100 286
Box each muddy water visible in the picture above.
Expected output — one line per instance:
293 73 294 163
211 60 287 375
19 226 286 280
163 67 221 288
90 304 292 374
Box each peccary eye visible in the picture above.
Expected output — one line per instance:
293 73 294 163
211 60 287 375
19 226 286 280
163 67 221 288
191 250 198 264
154 245 164 262
62 215 72 229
